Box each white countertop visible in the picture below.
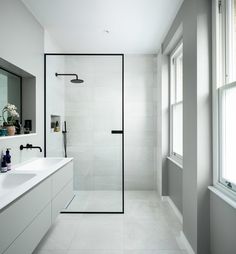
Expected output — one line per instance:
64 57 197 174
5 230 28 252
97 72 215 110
0 157 73 211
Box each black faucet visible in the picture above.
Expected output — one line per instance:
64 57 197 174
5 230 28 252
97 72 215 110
20 144 42 152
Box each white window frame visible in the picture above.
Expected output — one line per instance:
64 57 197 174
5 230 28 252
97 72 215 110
169 41 183 164
218 82 236 192
213 0 236 198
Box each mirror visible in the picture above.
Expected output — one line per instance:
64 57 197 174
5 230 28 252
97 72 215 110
0 67 22 123
0 57 36 137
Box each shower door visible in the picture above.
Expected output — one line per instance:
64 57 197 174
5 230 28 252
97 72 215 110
45 54 124 213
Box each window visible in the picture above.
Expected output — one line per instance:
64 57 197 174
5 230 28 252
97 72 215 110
215 0 236 193
170 42 183 162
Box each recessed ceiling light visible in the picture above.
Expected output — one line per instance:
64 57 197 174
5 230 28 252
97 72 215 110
104 29 110 34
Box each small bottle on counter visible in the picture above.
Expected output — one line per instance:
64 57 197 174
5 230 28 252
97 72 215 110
1 155 7 173
54 121 60 132
6 148 11 171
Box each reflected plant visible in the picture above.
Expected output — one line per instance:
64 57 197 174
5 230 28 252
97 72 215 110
2 103 19 126
0 116 2 125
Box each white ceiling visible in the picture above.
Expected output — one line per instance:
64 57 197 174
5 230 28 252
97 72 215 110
22 0 183 54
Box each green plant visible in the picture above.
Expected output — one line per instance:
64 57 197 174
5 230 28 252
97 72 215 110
2 103 19 126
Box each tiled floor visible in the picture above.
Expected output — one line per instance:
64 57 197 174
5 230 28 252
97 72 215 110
33 191 187 254
63 191 122 212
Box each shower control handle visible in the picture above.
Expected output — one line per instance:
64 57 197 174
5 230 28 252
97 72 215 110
111 130 123 134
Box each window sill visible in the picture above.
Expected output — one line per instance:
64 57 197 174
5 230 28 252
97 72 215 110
167 156 183 169
208 185 236 209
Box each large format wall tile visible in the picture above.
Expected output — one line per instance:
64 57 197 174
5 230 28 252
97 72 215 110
65 56 123 191
64 55 157 191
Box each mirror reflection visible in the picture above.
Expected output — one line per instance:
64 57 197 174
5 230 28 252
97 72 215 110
0 67 21 125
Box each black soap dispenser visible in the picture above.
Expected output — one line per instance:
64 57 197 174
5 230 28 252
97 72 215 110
1 154 7 173
6 148 11 171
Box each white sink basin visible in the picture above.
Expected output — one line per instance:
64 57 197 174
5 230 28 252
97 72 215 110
0 157 73 211
15 158 63 171
0 173 36 198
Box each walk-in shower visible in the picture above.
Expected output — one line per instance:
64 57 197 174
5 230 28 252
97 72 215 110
45 54 124 213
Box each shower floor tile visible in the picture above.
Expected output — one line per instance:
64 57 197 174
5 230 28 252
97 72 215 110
63 190 123 212
34 191 186 254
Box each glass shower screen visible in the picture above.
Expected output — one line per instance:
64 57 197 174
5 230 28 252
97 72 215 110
45 54 124 213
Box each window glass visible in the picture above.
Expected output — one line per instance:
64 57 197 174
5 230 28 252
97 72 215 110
176 55 183 103
221 85 236 185
170 43 183 159
173 102 183 156
216 0 236 191
226 0 236 83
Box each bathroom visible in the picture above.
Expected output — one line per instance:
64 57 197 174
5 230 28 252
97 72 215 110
1 0 236 254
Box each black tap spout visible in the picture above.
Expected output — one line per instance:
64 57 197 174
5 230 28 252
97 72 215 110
20 144 42 152
32 146 43 152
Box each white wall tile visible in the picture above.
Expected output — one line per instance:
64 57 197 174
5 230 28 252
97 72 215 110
125 174 155 190
65 56 123 191
125 102 154 117
46 54 157 191
125 160 154 176
93 176 122 191
125 116 155 131
46 54 66 157
125 55 157 190
93 160 121 176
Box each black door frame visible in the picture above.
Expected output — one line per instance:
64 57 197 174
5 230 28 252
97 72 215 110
44 53 124 214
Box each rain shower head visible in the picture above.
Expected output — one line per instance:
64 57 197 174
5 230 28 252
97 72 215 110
55 72 84 84
71 77 84 83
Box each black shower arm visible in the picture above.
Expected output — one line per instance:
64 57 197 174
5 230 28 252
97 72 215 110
55 73 78 79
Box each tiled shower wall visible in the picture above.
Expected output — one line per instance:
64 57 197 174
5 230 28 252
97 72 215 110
46 56 65 157
65 56 123 191
47 54 157 191
125 55 157 190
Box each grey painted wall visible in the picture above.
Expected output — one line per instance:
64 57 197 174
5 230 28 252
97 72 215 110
156 4 184 198
209 0 236 241
167 159 183 213
182 0 198 251
210 192 236 254
159 0 212 253
0 0 44 163
195 0 212 252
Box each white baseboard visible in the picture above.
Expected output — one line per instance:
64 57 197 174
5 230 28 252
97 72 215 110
162 196 183 224
180 231 195 254
161 195 168 201
162 196 195 254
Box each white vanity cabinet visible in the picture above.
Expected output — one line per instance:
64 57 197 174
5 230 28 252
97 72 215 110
51 162 73 221
0 160 73 254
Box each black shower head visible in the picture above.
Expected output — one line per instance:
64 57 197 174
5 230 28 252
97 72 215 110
71 77 84 83
55 72 84 84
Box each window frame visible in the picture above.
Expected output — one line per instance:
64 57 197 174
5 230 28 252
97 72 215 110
169 41 183 164
213 0 236 197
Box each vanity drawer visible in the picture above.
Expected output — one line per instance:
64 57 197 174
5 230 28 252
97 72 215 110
0 178 51 254
52 179 73 222
52 161 73 197
4 204 51 254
